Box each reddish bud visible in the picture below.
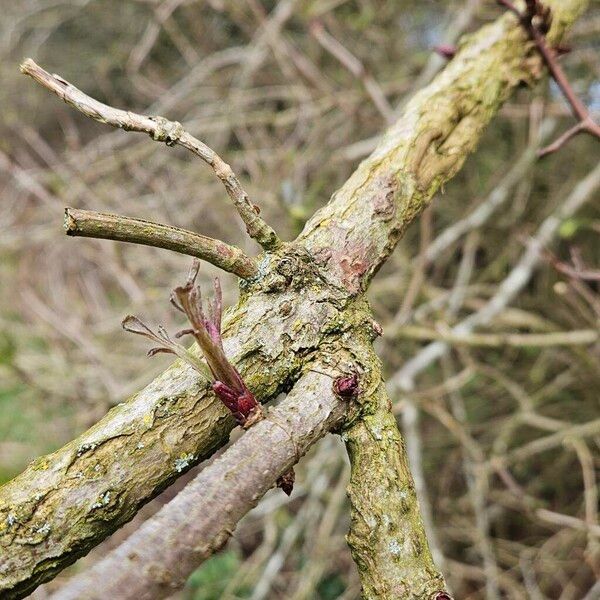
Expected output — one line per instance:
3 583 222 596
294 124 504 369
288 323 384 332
433 593 453 600
433 44 456 60
277 469 295 496
333 373 359 398
212 381 262 427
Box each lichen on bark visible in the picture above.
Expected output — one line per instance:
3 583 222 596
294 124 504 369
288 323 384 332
343 380 445 599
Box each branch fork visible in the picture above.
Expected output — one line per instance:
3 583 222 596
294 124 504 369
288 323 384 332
20 58 282 251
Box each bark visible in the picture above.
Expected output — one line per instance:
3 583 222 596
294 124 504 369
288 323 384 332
0 248 354 599
297 0 586 291
50 369 346 600
0 1 587 597
343 357 445 598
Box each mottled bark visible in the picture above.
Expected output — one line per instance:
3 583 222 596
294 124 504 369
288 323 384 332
0 1 587 598
50 369 346 600
344 379 445 599
298 0 587 291
0 248 354 599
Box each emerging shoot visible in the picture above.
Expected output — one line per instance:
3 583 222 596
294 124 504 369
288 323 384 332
123 260 263 428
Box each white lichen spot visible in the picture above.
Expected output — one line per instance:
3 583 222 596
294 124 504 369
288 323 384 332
94 464 101 472
174 453 195 473
77 442 98 457
5 514 16 528
389 539 402 557
365 514 377 528
36 522 51 535
136 441 145 450
91 491 111 510
372 426 383 441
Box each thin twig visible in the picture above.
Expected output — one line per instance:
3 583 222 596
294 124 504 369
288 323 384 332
442 354 500 600
309 20 394 124
544 246 600 282
64 208 258 279
20 59 282 250
390 161 600 390
497 0 600 156
392 325 599 347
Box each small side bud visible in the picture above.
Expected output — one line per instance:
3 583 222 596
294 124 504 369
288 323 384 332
433 44 457 60
276 469 295 496
371 319 383 337
333 373 359 399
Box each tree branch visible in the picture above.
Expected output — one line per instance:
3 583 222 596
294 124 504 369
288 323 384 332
20 59 282 251
391 325 599 348
1 2 588 597
47 369 346 600
64 208 258 279
344 379 446 598
0 244 355 599
297 0 589 292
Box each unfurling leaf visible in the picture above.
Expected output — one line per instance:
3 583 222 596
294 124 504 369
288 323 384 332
123 260 262 427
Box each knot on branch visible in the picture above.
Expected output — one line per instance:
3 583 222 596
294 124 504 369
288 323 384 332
150 116 184 146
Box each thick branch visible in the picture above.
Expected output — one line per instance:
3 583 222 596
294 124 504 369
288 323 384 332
298 0 589 292
49 369 345 600
344 377 446 598
0 249 351 599
64 208 258 279
20 59 281 251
